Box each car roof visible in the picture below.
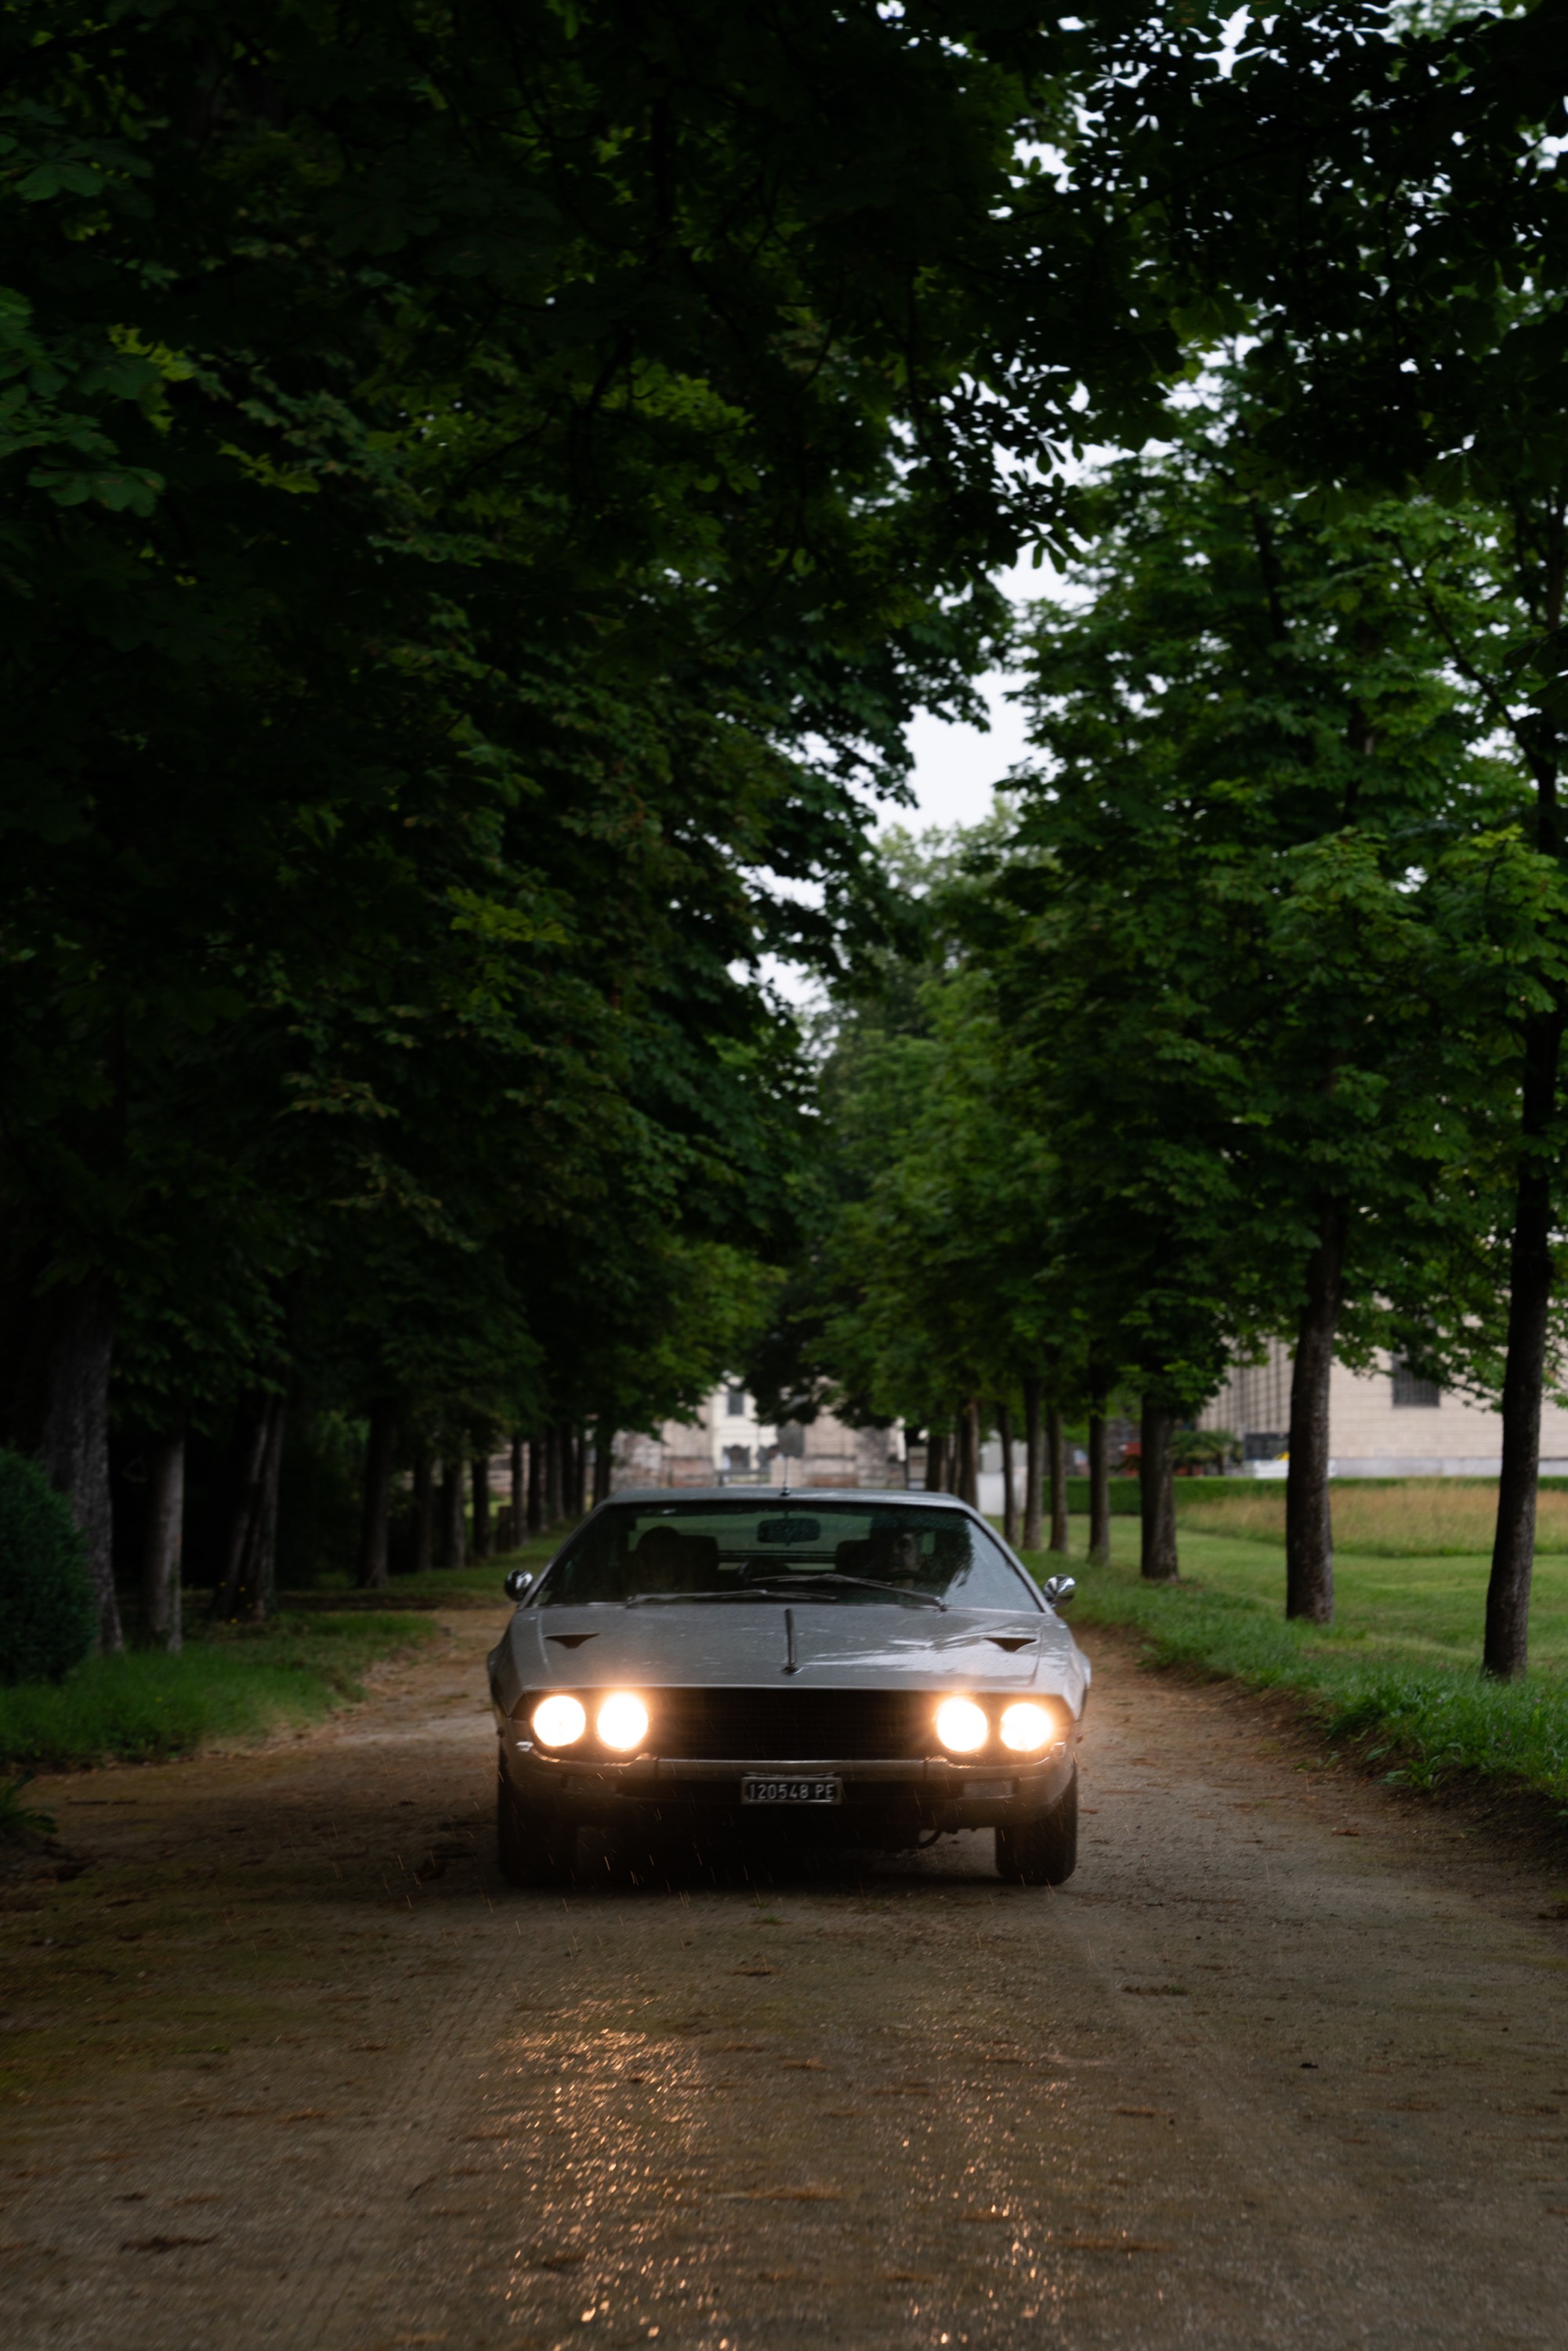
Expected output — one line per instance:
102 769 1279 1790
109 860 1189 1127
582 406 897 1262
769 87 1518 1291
599 1487 977 1511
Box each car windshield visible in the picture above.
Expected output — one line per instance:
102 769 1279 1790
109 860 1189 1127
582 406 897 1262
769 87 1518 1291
534 1500 1037 1611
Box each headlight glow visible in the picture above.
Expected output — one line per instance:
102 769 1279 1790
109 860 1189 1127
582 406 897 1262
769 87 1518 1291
1000 1701 1056 1753
934 1696 989 1754
531 1693 586 1748
596 1691 650 1752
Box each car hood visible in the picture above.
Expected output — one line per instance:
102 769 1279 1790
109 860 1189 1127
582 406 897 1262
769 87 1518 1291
490 1600 1088 1719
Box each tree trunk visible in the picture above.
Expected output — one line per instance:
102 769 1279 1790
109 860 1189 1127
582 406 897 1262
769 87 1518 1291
40 1277 121 1653
412 1449 435 1573
923 1429 947 1492
470 1454 492 1560
141 1430 184 1653
1139 1396 1179 1581
1048 1404 1070 1555
1088 1389 1110 1567
214 1397 270 1619
1285 1201 1346 1625
572 1422 586 1515
527 1430 544 1534
545 1424 564 1525
357 1399 397 1591
247 1397 285 1623
996 1401 1018 1547
955 1400 980 1507
440 1456 467 1569
510 1433 525 1548
1486 1005 1566 1676
1022 1376 1044 1551
592 1417 613 1505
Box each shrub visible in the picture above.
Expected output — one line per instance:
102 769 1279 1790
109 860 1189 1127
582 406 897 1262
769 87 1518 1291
0 1450 97 1686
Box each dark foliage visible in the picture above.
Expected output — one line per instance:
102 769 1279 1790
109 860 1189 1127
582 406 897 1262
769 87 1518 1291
0 1450 96 1686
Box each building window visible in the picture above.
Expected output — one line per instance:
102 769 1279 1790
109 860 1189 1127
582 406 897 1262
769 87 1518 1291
1391 1359 1440 1407
726 1444 751 1473
726 1386 747 1415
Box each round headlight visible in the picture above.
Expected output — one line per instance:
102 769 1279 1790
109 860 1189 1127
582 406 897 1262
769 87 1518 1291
596 1691 650 1752
934 1696 989 1754
1000 1701 1056 1753
531 1693 586 1748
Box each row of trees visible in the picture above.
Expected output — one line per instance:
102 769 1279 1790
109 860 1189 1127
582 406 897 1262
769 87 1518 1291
9 3 1568 1673
2 0 1196 1650
772 356 1568 1674
755 0 1568 1680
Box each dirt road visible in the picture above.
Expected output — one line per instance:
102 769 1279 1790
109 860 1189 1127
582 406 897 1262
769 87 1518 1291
5 1604 1568 2350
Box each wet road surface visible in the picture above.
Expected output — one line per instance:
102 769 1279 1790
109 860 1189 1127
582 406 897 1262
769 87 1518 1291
5 1604 1568 2348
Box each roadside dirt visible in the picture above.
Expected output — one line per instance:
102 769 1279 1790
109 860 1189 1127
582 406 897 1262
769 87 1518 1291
5 1607 1568 2350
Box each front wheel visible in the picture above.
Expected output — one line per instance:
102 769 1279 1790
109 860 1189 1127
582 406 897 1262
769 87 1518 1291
995 1767 1077 1886
496 1770 574 1888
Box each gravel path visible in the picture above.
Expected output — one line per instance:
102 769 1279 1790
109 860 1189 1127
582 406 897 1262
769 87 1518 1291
5 1603 1568 2349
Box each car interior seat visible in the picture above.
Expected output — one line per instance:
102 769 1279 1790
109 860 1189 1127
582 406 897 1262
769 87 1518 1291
631 1527 722 1592
864 1527 925 1581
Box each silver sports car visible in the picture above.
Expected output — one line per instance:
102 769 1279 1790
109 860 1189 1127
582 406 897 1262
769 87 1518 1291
487 1487 1088 1886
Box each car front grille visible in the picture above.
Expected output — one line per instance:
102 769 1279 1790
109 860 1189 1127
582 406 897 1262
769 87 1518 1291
646 1687 933 1761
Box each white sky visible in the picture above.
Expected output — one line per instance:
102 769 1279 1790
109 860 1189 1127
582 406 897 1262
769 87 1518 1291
903 668 1034 831
897 547 1061 832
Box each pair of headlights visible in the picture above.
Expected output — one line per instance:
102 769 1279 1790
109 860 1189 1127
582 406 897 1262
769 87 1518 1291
528 1689 1058 1759
531 1690 647 1752
935 1697 1056 1755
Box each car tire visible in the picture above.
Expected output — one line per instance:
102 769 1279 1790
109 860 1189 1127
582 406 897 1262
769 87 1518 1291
496 1770 574 1887
995 1767 1077 1886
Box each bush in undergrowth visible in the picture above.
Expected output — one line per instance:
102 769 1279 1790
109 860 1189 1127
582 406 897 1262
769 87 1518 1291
0 1450 96 1686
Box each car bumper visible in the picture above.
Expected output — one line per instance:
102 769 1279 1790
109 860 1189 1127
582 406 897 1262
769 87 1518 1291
498 1730 1074 1836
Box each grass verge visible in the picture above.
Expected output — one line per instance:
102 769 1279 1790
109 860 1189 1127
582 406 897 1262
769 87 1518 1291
1023 1523 1568 1813
1177 1479 1568 1557
0 1611 438 1770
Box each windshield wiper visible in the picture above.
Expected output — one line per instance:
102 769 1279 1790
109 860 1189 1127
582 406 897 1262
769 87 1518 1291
745 1573 945 1611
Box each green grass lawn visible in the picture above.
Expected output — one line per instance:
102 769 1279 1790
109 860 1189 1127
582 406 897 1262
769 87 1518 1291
1093 1514 1568 1676
1018 1513 1568 1812
0 1610 439 1772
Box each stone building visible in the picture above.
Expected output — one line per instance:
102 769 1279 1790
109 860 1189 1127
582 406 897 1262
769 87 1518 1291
1199 1339 1568 1477
612 1384 905 1491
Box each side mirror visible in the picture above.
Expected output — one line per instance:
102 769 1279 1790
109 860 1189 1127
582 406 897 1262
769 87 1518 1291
1041 1575 1076 1609
503 1568 534 1601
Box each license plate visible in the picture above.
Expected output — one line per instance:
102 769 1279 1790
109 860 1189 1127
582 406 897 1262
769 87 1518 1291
741 1774 842 1806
